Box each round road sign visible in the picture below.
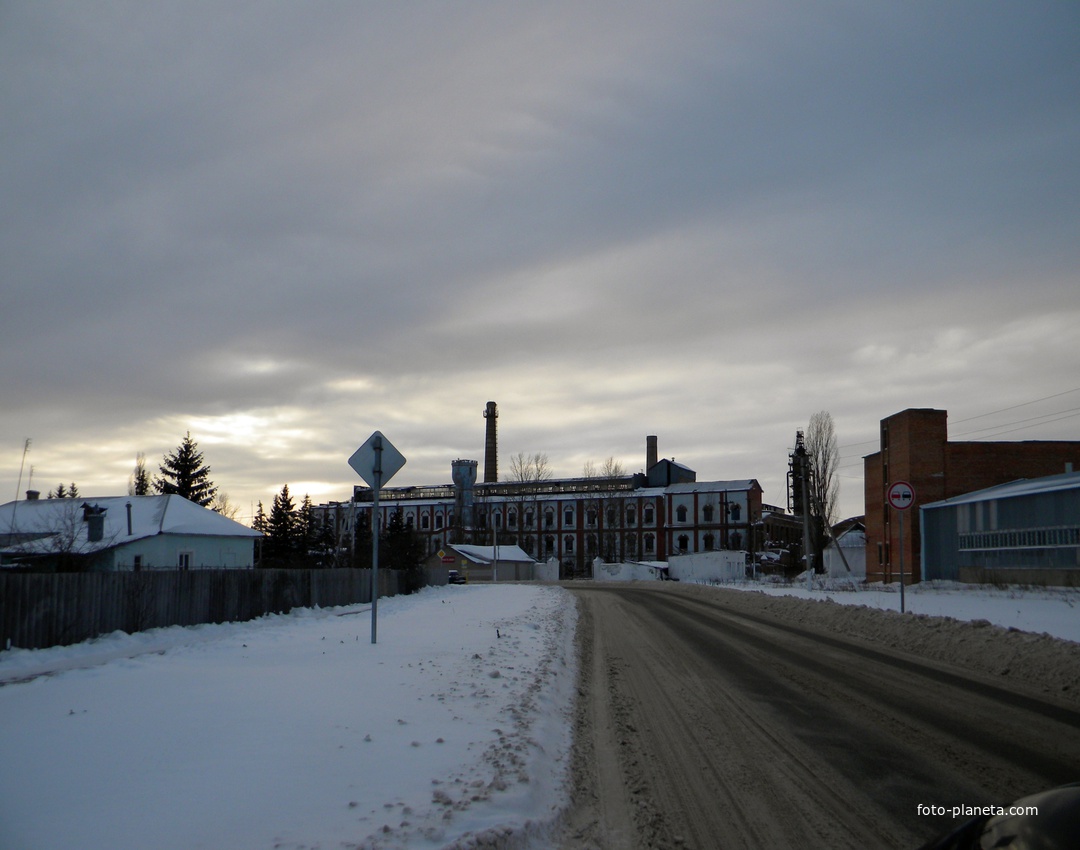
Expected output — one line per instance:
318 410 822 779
886 481 916 511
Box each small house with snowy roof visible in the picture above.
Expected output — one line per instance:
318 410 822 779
0 494 263 571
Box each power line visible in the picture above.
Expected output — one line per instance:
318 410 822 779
951 406 1080 439
950 387 1080 425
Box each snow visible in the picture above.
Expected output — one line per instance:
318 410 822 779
723 577 1080 643
0 584 577 850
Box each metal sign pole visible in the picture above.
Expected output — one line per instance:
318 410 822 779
371 436 382 644
898 508 905 614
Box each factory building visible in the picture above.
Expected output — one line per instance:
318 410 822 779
320 402 763 578
864 408 1080 583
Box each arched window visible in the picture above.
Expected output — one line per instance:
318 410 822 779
493 511 502 529
545 536 555 556
644 506 654 524
564 508 574 526
626 506 636 526
545 509 555 529
644 533 655 553
587 508 597 527
421 514 430 530
729 503 742 521
703 533 715 550
678 534 689 552
564 535 574 554
507 510 517 528
703 504 714 522
525 509 534 528
676 505 688 523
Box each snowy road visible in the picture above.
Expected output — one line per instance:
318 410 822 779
558 583 1080 849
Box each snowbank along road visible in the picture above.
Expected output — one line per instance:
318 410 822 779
558 583 1080 849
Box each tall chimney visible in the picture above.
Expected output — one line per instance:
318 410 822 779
646 435 658 471
483 401 499 483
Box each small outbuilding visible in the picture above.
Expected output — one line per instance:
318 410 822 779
425 544 538 582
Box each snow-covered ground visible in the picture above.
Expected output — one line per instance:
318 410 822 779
0 584 578 850
722 577 1080 643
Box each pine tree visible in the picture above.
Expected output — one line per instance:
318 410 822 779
252 501 269 534
131 453 151 496
156 432 217 506
266 485 297 565
68 482 79 498
298 494 318 565
50 483 67 499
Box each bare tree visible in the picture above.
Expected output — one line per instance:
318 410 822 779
805 410 840 570
509 451 552 484
507 452 552 556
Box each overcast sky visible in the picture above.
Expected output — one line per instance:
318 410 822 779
3 1 1079 523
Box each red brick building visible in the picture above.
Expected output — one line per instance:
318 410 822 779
864 408 1080 583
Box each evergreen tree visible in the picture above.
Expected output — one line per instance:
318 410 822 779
50 483 67 499
68 482 79 498
252 501 269 534
131 453 151 496
383 509 426 592
297 494 319 566
265 484 297 565
156 432 217 506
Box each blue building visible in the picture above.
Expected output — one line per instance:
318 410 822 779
920 471 1080 586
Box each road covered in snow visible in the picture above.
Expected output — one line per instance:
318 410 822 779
0 584 578 850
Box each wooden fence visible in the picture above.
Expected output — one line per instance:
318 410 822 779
1 568 448 651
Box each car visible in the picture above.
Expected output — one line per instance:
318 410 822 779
447 569 467 585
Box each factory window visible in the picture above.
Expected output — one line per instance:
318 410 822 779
703 533 715 550
564 535 574 554
586 535 597 555
436 514 444 530
678 535 689 552
703 504 714 522
644 506 655 524
564 508 574 526
421 515 430 530
626 506 636 526
545 536 555 556
644 533 655 553
545 509 555 529
525 509 534 528
729 503 741 521
507 510 517 528
587 509 597 527
493 511 502 529
676 505 688 523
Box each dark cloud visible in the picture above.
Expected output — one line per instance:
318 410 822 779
2 2 1078 520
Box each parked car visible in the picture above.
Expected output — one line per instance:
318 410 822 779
447 569 467 585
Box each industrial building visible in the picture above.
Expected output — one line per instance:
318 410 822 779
320 402 764 578
920 471 1080 586
864 408 1080 583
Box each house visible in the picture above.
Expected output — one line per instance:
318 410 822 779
920 471 1080 586
864 408 1080 583
425 543 537 582
0 494 263 571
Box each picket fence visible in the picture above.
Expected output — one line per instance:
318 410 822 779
1 568 446 651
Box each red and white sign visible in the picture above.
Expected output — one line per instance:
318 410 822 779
886 481 916 511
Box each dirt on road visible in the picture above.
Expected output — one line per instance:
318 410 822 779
557 583 1080 850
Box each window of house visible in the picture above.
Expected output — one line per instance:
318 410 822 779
133 554 143 571
178 551 193 570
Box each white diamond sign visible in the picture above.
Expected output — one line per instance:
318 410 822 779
349 431 406 489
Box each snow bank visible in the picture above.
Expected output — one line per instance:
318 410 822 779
0 584 578 850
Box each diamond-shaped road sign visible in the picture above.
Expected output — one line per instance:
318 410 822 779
349 431 406 489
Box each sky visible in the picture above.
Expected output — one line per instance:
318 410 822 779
3 1 1079 524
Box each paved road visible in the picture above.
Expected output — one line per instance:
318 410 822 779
558 584 1080 849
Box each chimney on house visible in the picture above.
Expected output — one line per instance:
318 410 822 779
26 490 40 500
646 436 658 471
483 401 499 483
83 503 107 543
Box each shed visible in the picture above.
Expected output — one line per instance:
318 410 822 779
424 544 537 582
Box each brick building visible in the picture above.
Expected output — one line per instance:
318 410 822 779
864 408 1080 583
319 436 763 578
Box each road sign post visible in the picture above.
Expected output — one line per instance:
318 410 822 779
886 481 915 613
349 432 406 644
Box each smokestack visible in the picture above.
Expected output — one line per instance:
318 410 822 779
646 436 658 471
483 401 498 483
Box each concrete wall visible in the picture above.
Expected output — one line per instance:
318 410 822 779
667 550 745 582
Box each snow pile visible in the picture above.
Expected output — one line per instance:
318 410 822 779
0 584 578 850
